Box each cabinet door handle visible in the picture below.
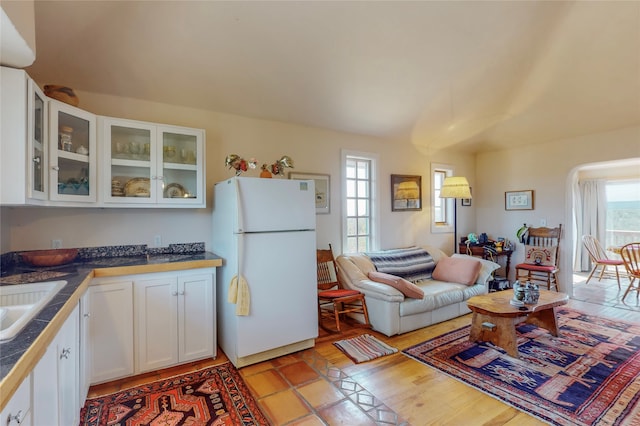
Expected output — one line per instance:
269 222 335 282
51 165 60 171
179 290 185 296
83 313 91 317
33 156 41 164
8 409 24 425
172 291 178 296
60 347 71 359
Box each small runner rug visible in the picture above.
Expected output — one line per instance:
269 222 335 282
334 333 398 363
79 362 269 426
403 308 640 426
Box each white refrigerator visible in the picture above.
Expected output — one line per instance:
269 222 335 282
212 176 318 367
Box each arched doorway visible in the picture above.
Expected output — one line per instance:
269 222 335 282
565 158 640 303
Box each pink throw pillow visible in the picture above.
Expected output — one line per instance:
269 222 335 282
432 256 482 286
368 271 425 299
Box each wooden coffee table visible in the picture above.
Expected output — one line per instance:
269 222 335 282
466 289 569 358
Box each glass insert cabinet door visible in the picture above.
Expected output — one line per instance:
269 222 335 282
27 79 47 200
49 100 97 202
103 118 156 203
158 126 203 203
101 118 204 205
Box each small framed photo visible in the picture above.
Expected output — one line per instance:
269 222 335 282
505 190 534 210
289 172 330 214
461 187 472 206
391 174 422 211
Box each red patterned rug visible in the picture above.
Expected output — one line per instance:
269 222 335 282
404 308 640 426
79 362 269 426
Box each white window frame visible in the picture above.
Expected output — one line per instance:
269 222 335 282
341 150 380 253
431 163 454 234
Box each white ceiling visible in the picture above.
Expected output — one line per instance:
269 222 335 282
24 1 640 153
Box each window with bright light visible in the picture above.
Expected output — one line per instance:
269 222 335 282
431 163 453 233
605 179 640 247
343 152 378 253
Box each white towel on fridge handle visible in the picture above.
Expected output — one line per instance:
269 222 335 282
228 275 250 316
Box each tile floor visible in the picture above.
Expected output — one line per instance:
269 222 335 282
239 349 407 425
572 271 640 312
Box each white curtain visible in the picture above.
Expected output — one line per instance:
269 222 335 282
573 179 607 271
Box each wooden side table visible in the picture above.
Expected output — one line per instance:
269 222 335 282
459 243 513 279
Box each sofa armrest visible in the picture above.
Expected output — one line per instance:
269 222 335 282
336 255 405 302
351 279 406 302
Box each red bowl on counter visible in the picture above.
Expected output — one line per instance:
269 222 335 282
19 249 79 267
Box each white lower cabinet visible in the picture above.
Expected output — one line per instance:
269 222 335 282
83 269 215 383
81 280 134 385
0 376 32 426
135 272 215 373
32 303 79 426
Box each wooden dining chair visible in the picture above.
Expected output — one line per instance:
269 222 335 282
317 244 370 332
516 225 562 291
582 235 626 289
619 242 640 302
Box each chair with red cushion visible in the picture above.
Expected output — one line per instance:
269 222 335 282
516 225 562 291
619 242 640 302
317 244 370 332
582 235 626 289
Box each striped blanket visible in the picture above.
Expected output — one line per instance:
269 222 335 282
334 334 398 363
366 246 435 283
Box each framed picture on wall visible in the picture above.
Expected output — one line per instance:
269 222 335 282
462 187 472 206
391 174 422 211
505 190 534 210
289 172 330 214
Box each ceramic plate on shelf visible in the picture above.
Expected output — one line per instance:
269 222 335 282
164 182 186 198
124 177 150 197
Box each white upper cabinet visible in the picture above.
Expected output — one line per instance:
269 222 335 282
48 99 97 203
100 117 205 208
1 66 48 205
1 67 206 208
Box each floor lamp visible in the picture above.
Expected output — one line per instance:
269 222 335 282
440 176 472 254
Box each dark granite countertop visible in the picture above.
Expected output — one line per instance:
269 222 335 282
0 243 222 403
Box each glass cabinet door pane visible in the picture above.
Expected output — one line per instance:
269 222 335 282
32 90 45 194
161 131 198 200
56 111 91 196
109 125 152 199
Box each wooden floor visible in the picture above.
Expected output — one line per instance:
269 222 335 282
87 274 639 425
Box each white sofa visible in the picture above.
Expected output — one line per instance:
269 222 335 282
336 245 500 336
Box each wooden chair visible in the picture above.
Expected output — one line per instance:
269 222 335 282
582 235 626 289
317 244 370 332
619 242 640 302
516 225 562 291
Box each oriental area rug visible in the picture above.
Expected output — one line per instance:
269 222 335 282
403 308 640 426
79 362 269 426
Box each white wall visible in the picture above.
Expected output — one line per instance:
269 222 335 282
476 125 640 289
2 90 474 255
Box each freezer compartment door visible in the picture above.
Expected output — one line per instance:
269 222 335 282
236 177 315 232
235 230 317 357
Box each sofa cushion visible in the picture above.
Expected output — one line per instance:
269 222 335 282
366 246 435 282
399 282 466 316
368 271 425 299
432 256 481 285
451 254 500 284
523 245 557 266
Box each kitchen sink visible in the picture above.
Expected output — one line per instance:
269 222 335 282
0 280 67 342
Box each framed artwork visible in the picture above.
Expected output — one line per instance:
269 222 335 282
462 187 472 206
391 174 422 211
505 190 534 210
289 172 330 214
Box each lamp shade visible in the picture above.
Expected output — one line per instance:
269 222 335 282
440 176 471 199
